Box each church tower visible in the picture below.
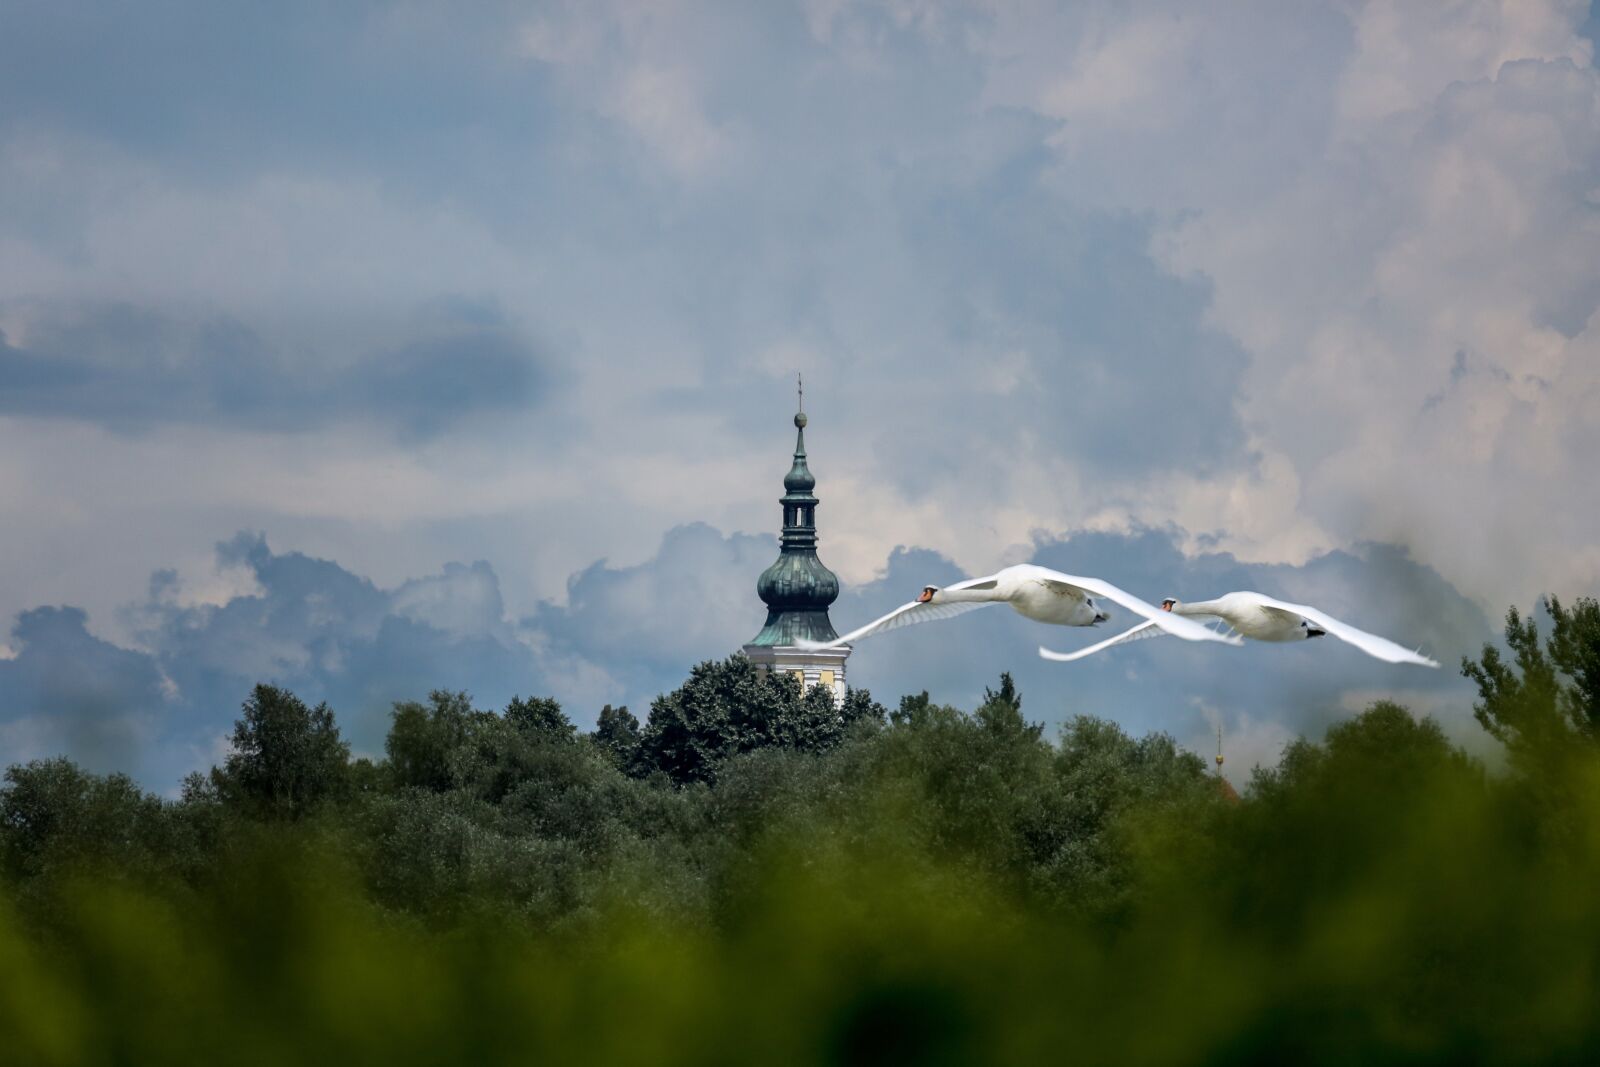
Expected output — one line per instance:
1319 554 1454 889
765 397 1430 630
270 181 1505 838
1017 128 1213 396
742 384 850 704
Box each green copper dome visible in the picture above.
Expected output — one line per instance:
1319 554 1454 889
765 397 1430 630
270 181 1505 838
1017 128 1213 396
748 410 842 647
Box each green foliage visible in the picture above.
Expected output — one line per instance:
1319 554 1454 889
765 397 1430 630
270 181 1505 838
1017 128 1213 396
12 602 1600 1062
0 760 168 886
386 690 476 792
1547 595 1600 737
213 684 350 819
589 704 641 769
1033 716 1214 916
976 670 1041 741
838 685 889 730
504 694 576 742
635 655 885 785
1463 596 1600 760
1216 702 1486 942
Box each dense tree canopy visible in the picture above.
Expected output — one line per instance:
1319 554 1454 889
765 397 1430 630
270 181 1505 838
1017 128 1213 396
4 621 1600 1063
636 656 886 785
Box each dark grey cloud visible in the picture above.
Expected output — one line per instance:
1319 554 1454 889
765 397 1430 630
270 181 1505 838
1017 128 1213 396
0 3 562 189
0 606 169 779
0 0 1571 791
527 523 780 695
0 534 558 789
0 521 1493 792
893 185 1251 479
130 534 545 758
0 301 547 435
1 0 1593 640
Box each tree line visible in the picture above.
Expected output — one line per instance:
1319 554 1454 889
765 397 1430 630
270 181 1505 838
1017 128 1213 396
2 597 1599 1064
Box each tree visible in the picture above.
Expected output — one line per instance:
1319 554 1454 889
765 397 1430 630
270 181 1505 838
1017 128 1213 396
636 655 870 785
590 704 641 769
387 690 478 792
976 672 1042 741
890 690 961 728
1546 596 1600 738
0 758 168 882
850 674 1056 888
505 695 576 742
213 684 350 819
1021 716 1213 915
839 687 889 731
1463 596 1600 760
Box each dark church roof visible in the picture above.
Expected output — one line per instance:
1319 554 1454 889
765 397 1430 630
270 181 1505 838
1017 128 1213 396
747 408 842 647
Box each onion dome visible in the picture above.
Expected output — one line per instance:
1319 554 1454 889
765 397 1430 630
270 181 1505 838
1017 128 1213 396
748 407 842 646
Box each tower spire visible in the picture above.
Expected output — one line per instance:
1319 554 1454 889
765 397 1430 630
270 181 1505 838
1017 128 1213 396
742 383 849 703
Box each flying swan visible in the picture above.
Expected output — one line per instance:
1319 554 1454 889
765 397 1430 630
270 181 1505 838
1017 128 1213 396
1038 591 1438 667
794 565 1241 651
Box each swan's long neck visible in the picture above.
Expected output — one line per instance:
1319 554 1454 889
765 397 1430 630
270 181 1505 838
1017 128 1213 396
935 586 1007 605
1168 598 1226 618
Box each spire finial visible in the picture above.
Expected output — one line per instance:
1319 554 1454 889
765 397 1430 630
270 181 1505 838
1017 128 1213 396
1215 724 1225 773
794 372 807 429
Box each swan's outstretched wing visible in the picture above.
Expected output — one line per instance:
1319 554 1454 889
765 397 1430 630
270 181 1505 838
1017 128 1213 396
1252 594 1439 667
1039 620 1166 662
793 574 1002 650
1017 566 1241 647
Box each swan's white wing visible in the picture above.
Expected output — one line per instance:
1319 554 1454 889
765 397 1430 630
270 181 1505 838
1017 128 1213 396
1017 566 1241 647
1039 620 1165 662
1251 594 1439 667
794 573 1002 650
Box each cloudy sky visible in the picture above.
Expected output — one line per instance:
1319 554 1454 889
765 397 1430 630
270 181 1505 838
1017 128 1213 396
3 0 1597 790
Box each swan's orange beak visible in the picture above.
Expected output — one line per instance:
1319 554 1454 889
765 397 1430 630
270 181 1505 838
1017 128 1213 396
917 588 935 603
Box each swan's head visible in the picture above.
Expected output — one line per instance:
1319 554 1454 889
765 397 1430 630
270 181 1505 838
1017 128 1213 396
1161 598 1177 612
1088 598 1109 625
917 585 938 604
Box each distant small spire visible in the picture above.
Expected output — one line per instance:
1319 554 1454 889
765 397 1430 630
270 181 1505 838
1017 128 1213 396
1215 724 1225 773
795 372 806 428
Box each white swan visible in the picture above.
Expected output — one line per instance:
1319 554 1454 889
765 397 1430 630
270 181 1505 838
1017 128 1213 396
1039 590 1438 667
794 564 1241 651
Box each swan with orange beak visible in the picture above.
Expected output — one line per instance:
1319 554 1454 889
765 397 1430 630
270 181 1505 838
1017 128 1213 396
1039 590 1438 666
795 564 1240 651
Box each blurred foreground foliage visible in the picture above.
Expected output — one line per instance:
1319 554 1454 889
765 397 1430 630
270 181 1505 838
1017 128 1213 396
4 602 1600 1064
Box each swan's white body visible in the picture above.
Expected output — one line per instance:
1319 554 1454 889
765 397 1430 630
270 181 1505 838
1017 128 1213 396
795 565 1240 650
1039 590 1438 667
